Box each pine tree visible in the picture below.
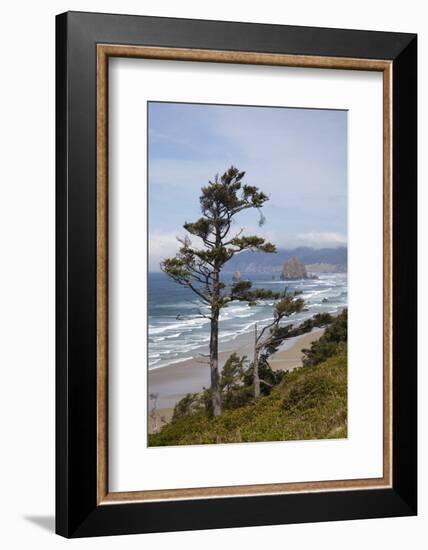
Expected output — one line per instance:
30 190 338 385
161 166 279 416
252 292 305 398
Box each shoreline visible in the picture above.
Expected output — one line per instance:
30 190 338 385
148 327 324 434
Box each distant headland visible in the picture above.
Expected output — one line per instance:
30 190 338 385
224 246 347 274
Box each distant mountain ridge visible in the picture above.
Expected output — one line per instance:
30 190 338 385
225 246 347 273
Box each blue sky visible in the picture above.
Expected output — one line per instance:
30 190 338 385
148 102 347 271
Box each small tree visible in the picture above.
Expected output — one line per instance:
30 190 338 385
259 311 334 360
253 292 305 398
221 353 248 394
161 166 279 416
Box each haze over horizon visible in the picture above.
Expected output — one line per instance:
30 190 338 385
148 102 347 271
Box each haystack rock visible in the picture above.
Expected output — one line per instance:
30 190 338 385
232 271 241 283
280 257 308 280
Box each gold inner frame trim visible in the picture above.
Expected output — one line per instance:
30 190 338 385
96 44 393 505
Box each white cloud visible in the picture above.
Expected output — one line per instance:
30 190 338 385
149 231 211 270
227 225 347 250
149 232 181 271
288 232 347 248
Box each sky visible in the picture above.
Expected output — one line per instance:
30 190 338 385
148 101 347 271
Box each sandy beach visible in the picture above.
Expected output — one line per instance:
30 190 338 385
148 328 324 433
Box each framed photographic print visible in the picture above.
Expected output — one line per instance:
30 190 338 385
56 11 417 538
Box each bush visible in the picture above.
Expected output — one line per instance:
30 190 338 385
220 353 254 410
302 309 347 367
282 370 341 413
149 349 347 446
222 385 254 410
172 392 206 421
221 353 247 392
243 358 286 396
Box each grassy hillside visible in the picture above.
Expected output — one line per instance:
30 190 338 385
149 349 347 446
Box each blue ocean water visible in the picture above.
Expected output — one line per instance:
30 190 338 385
148 272 347 369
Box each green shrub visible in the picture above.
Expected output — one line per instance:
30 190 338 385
172 392 206 421
302 309 347 367
282 373 333 412
243 358 286 396
149 349 347 446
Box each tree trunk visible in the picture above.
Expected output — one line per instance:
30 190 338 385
210 307 222 416
254 323 260 399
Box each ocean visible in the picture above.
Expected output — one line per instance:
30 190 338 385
148 271 347 370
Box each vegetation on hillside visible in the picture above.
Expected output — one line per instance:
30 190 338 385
148 350 347 445
302 309 347 366
148 310 348 446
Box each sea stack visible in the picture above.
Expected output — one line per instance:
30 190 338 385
280 257 308 280
232 271 241 283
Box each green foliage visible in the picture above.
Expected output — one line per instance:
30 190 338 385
282 371 341 413
172 392 206 421
171 349 286 421
199 167 269 218
220 353 247 392
274 294 305 318
222 385 255 411
302 309 347 367
312 312 335 325
182 218 212 240
260 311 333 359
229 236 276 253
243 358 286 397
149 350 347 446
160 166 277 306
218 353 253 410
230 282 281 303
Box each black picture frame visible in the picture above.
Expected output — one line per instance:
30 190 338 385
56 11 417 538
